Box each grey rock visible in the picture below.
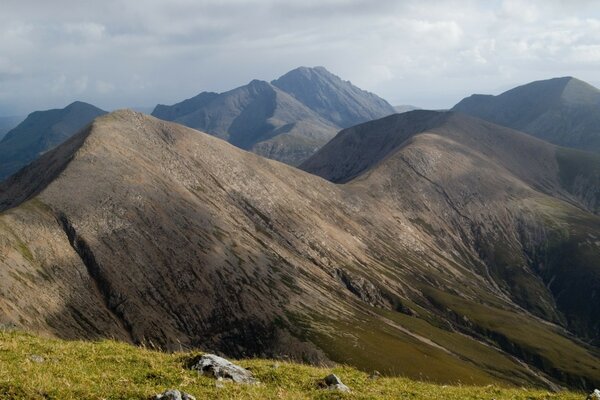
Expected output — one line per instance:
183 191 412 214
29 354 45 363
323 374 351 392
588 389 600 400
190 354 257 384
369 370 381 380
154 389 195 400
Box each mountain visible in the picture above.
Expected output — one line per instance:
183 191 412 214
394 105 421 113
0 110 599 389
152 80 337 165
151 67 395 165
0 115 24 140
0 101 106 181
452 77 600 152
271 66 396 128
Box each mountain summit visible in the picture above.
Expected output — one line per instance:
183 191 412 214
151 67 395 165
452 77 600 152
271 66 396 128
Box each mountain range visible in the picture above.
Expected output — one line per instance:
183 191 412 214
0 102 106 181
151 66 396 165
453 76 600 153
0 109 598 390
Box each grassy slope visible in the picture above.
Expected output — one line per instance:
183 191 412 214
0 330 585 400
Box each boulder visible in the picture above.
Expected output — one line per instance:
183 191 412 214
29 354 45 363
153 389 195 400
588 389 600 400
189 354 257 384
369 370 381 380
323 374 351 392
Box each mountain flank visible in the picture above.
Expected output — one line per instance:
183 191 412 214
0 110 599 389
0 116 23 140
151 67 395 165
452 76 600 153
0 101 106 181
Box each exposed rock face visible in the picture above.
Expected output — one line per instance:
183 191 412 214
452 76 600 153
189 354 256 384
0 102 106 181
0 111 599 389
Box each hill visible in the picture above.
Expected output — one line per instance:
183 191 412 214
151 67 395 165
0 102 106 181
0 330 586 399
452 77 600 152
0 116 23 140
0 111 598 389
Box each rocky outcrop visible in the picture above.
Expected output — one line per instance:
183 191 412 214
320 374 351 392
188 354 257 384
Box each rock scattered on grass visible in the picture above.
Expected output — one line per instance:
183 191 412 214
321 374 351 392
588 389 600 400
153 389 196 400
189 354 257 384
29 354 44 363
369 370 381 380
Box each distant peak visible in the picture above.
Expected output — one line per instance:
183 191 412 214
64 101 106 113
65 101 94 109
275 66 338 81
247 79 271 89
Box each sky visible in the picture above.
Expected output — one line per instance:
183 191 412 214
1 0 600 116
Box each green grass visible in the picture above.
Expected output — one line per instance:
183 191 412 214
0 330 585 399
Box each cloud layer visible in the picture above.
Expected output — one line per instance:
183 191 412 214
1 0 599 114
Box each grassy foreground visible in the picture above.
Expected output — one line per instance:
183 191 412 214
0 330 584 400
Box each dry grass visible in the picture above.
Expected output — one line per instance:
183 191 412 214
0 330 584 400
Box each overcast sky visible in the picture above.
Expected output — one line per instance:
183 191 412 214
1 0 599 116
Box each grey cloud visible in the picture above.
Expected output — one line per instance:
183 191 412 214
1 0 599 115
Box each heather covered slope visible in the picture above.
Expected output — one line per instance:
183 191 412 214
0 111 598 389
0 102 106 181
452 77 600 153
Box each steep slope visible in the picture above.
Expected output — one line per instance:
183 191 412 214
0 116 23 140
0 102 106 181
302 110 600 345
0 111 599 389
271 66 396 128
452 77 600 152
152 80 337 165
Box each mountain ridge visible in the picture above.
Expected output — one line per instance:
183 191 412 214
0 101 106 181
452 76 600 152
0 110 598 389
151 66 396 165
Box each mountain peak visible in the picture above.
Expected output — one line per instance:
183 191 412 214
452 76 600 152
0 102 107 181
272 66 395 128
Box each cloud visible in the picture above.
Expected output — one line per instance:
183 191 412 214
0 0 599 114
